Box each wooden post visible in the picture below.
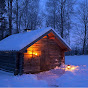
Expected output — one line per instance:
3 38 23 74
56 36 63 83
14 52 19 75
63 52 65 64
62 51 65 64
19 53 24 75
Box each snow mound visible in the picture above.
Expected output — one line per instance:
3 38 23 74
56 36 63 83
0 70 48 87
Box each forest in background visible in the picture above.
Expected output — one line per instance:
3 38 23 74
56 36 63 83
0 0 88 55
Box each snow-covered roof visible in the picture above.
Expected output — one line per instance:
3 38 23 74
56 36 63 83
0 27 71 51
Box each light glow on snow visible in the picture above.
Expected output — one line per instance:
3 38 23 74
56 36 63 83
65 65 79 72
55 65 79 72
0 55 88 87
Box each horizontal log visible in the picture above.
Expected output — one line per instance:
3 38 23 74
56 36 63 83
24 35 64 73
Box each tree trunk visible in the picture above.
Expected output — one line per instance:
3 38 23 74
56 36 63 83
53 1 56 29
9 0 13 35
83 0 87 55
19 16 21 32
83 23 87 54
16 0 19 33
61 0 64 38
1 17 4 39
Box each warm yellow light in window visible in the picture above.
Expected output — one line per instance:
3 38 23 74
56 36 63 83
27 51 38 56
28 51 32 54
35 53 38 56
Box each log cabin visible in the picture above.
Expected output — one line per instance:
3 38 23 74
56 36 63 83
0 27 71 75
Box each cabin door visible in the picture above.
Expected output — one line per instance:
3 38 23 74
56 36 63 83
40 50 51 71
24 53 40 73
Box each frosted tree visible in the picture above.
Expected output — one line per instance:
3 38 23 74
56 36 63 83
77 0 88 54
46 0 59 29
37 0 47 29
58 0 75 41
46 0 75 45
12 0 21 33
62 0 75 44
19 0 39 30
0 0 7 39
16 0 19 33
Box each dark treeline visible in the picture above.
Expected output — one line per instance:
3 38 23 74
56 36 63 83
0 0 88 55
66 45 88 56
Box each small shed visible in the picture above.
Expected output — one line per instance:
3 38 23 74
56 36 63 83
0 27 71 75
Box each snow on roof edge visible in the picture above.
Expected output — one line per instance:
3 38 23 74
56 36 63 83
0 27 71 51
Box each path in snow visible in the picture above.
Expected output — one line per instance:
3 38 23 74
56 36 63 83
36 68 65 87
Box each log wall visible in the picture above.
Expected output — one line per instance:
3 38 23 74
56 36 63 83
24 35 65 73
0 52 17 73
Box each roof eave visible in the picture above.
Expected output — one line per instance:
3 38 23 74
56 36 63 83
19 29 53 53
51 29 71 51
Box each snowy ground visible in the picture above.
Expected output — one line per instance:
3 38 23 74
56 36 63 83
57 55 88 87
0 55 88 87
